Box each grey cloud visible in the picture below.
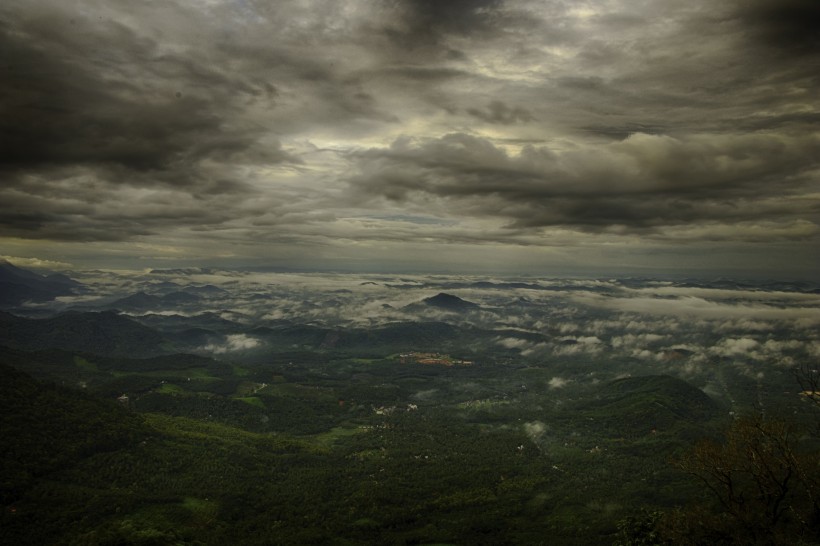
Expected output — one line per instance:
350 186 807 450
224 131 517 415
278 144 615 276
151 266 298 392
384 0 505 49
582 123 668 140
733 112 820 134
348 131 820 237
528 2 820 140
350 0 540 77
400 0 504 33
736 0 820 57
370 66 469 83
0 166 256 242
0 0 304 241
466 100 534 125
570 292 820 323
2 0 819 275
0 8 280 175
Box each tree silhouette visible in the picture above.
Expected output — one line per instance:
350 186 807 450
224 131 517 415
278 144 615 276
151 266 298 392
617 365 820 545
675 415 818 544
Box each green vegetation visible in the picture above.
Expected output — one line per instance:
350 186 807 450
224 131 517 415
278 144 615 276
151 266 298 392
73 356 98 372
2 340 817 545
614 369 820 545
308 425 367 449
234 396 265 408
156 383 186 395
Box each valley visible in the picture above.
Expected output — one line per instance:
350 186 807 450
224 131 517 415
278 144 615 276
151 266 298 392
1 262 819 544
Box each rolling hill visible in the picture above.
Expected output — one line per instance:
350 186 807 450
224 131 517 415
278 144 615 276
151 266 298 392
0 310 171 357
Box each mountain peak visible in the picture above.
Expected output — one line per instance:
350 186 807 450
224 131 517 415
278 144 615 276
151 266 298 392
422 292 479 311
0 261 81 306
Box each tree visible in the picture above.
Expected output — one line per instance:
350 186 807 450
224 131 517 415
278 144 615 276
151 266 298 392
794 363 820 408
674 414 819 545
795 363 820 435
616 363 820 545
613 509 669 546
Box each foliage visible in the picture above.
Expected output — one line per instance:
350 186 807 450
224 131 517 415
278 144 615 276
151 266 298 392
0 364 149 506
614 509 669 546
0 311 170 357
0 347 774 545
672 414 820 544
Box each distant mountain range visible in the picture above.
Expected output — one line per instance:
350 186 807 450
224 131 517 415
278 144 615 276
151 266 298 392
107 290 202 311
0 260 84 306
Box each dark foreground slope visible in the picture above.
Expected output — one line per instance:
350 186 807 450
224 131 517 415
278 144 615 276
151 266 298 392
0 363 149 507
0 364 310 545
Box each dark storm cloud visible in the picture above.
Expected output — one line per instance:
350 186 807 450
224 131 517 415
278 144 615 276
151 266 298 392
737 0 820 56
0 0 296 241
362 0 523 69
2 0 819 274
348 131 820 237
0 8 280 174
526 1 820 140
371 66 469 83
466 100 534 125
582 123 667 140
389 0 504 40
339 0 820 246
0 166 248 242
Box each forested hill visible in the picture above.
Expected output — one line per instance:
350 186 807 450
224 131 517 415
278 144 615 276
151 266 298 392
0 311 170 357
0 364 149 507
579 375 722 438
0 260 83 307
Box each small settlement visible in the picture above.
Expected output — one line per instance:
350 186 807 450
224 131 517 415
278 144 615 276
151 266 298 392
399 352 474 367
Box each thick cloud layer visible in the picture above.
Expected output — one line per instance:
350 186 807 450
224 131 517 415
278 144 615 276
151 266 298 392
1 0 818 275
348 132 820 236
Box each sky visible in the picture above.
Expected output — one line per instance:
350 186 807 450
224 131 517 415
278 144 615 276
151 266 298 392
1 0 819 277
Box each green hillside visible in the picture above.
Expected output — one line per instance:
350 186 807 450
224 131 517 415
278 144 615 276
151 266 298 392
577 375 723 438
0 311 171 357
0 364 149 506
